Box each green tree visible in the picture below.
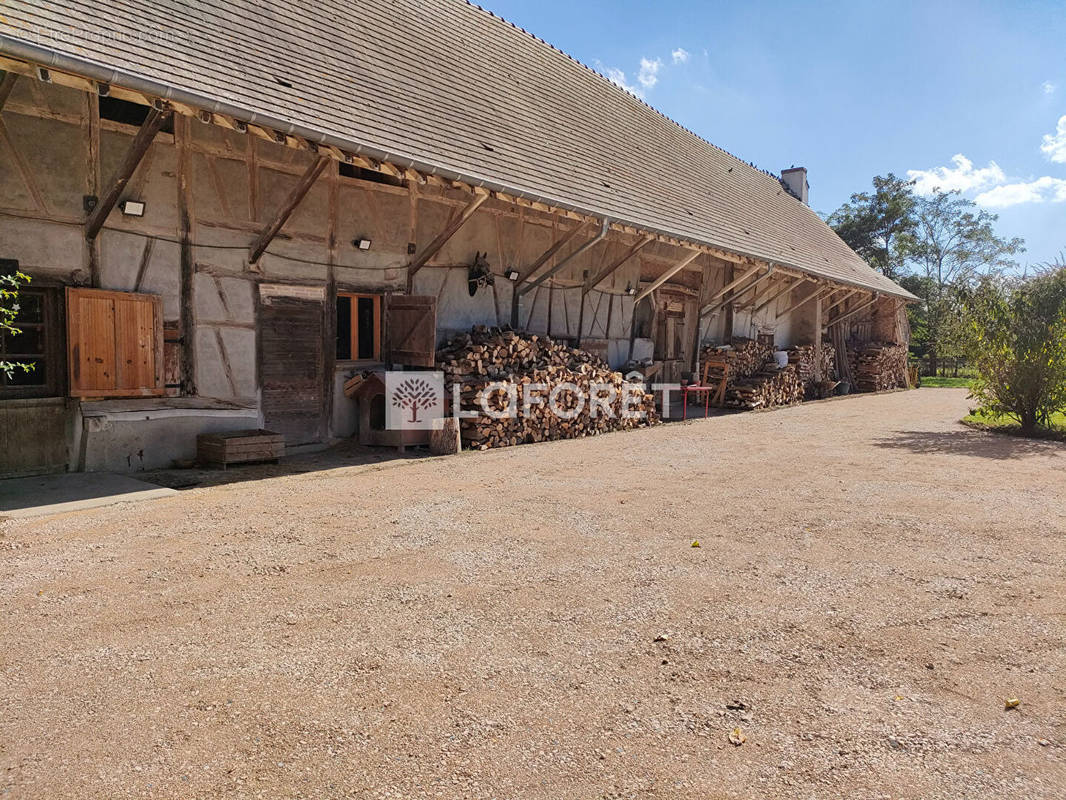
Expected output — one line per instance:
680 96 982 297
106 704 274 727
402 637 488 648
1 268 33 380
966 265 1066 434
910 190 1024 375
827 173 917 281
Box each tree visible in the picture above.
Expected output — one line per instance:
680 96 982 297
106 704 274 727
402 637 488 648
909 190 1024 375
966 264 1066 434
827 173 917 281
0 267 33 381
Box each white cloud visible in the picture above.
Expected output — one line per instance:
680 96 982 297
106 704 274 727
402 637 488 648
906 154 1006 195
1040 115 1066 163
1043 81 1057 95
638 57 662 89
671 47 690 64
975 176 1066 208
598 63 643 98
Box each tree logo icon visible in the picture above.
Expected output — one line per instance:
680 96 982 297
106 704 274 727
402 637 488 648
385 371 444 430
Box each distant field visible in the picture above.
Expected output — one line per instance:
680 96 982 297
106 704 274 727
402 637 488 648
921 376 973 388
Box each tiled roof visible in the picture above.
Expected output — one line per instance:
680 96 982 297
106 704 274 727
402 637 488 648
0 0 914 298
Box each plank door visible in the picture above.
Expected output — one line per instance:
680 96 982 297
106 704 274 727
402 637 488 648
386 295 437 367
258 284 325 445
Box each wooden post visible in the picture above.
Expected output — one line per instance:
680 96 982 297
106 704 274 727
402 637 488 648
0 72 18 112
584 234 654 295
406 191 489 282
248 155 330 264
175 114 197 395
85 106 172 241
813 293 823 381
633 249 701 303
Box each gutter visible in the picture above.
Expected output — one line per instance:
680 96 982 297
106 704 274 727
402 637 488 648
0 33 916 302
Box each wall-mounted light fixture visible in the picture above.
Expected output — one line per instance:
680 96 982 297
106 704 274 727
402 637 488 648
505 268 520 281
353 238 372 250
120 200 145 217
625 282 637 296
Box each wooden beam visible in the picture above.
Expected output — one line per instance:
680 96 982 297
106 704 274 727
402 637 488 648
407 192 489 279
519 220 591 284
813 294 824 381
248 155 330 263
826 293 880 327
729 269 777 309
698 264 762 317
85 107 172 241
0 71 18 112
517 218 609 297
584 234 655 295
700 265 773 317
776 285 829 319
633 249 701 302
823 287 860 316
752 276 805 316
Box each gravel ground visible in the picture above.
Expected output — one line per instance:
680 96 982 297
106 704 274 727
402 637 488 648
1 388 1064 800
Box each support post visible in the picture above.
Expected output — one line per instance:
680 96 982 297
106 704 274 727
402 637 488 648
0 71 18 112
776 285 829 320
406 191 489 281
813 293 823 381
248 155 330 263
85 107 172 241
516 218 609 297
633 249 701 303
698 264 763 317
826 293 880 328
584 234 654 295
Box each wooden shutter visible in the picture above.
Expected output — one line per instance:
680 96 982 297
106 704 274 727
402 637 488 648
66 287 164 398
386 295 437 367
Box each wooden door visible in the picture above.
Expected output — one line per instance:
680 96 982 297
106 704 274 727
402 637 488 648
258 284 325 445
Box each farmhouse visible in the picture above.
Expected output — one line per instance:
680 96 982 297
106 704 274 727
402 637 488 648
0 0 914 476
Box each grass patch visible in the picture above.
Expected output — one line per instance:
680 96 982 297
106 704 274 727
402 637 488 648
962 409 1066 441
922 376 974 388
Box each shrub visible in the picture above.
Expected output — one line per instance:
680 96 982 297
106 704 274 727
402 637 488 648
966 265 1066 434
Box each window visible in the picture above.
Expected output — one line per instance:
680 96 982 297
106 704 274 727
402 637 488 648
336 293 381 362
99 96 174 134
66 288 164 397
337 162 405 188
0 288 64 399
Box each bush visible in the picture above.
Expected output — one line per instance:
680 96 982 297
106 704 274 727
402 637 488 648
0 268 33 380
966 266 1066 434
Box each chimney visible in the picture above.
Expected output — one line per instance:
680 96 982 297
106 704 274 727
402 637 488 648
781 166 808 205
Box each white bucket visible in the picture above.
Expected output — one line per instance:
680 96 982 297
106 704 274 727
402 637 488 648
773 351 788 368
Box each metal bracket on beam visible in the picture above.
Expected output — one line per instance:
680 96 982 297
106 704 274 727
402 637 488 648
516 218 609 297
85 106 173 241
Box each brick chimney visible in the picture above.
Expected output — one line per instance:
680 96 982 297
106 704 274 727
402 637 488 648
781 166 809 205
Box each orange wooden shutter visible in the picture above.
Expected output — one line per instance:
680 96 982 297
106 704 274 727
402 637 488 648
66 288 165 398
386 295 437 367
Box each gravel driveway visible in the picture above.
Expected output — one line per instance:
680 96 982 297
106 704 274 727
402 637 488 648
1 388 1064 799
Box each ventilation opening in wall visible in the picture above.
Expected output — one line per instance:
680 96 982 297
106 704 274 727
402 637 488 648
99 96 174 134
338 162 406 188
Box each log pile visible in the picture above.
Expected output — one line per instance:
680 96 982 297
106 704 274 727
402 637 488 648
699 338 773 387
848 343 909 392
725 365 805 410
786 344 836 396
437 326 659 450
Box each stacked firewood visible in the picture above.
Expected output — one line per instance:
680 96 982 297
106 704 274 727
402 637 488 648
699 338 773 387
848 343 909 392
787 344 836 394
437 326 659 450
725 365 805 410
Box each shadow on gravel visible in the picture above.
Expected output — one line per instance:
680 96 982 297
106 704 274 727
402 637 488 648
873 428 1064 460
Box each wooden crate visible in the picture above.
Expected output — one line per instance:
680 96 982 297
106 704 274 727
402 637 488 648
197 429 285 468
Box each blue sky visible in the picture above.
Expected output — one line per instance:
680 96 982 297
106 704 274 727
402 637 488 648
480 0 1066 268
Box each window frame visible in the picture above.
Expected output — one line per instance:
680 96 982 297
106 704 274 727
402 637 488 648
336 292 382 364
0 286 65 400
